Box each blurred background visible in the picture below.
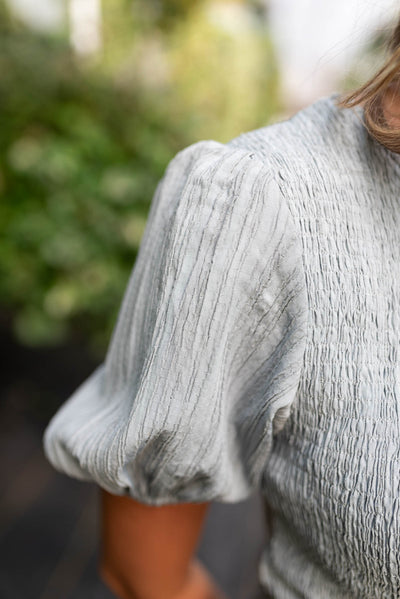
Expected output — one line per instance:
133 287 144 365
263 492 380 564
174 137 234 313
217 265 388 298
0 1 398 598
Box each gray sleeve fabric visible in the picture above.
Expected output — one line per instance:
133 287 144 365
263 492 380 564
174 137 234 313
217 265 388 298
43 139 308 505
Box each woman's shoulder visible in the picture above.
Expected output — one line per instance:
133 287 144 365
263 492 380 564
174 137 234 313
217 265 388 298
159 136 288 234
166 92 363 210
226 92 367 177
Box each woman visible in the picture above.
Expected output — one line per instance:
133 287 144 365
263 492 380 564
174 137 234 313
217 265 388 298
43 14 400 599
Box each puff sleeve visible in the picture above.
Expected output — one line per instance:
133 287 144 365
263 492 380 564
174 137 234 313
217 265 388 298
43 140 308 505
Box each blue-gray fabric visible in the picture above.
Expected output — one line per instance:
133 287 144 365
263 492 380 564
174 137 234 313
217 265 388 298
43 93 400 598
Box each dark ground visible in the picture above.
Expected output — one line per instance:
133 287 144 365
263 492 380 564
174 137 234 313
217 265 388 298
0 320 269 599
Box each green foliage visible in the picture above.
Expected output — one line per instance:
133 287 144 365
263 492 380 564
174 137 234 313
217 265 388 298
0 15 180 355
164 1 279 141
0 0 280 356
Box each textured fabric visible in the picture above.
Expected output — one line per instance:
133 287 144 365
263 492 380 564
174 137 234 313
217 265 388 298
43 140 308 502
43 92 400 598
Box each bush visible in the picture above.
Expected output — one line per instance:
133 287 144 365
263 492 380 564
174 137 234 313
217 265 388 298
0 0 280 357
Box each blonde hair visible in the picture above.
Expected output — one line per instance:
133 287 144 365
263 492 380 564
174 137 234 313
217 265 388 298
336 15 400 153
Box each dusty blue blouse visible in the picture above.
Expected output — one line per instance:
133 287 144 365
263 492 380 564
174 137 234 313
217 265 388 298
43 93 400 598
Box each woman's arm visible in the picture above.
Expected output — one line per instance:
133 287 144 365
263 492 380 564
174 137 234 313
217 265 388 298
99 489 229 599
